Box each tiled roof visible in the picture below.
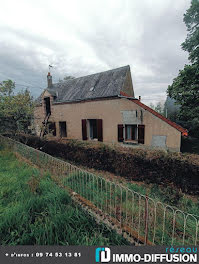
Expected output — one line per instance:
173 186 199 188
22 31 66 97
120 91 188 136
37 65 130 104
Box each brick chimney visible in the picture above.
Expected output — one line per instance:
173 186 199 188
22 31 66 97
47 72 52 88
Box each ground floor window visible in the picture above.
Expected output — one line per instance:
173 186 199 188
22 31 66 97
59 121 67 137
48 122 56 136
89 119 97 139
118 124 145 144
125 125 137 140
82 119 103 142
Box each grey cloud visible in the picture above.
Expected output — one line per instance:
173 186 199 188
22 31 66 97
0 0 191 104
74 0 190 101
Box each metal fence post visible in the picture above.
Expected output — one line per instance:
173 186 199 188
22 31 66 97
144 195 149 245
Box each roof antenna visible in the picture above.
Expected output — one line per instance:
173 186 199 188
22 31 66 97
49 65 53 73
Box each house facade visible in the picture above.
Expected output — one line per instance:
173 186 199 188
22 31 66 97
34 65 187 152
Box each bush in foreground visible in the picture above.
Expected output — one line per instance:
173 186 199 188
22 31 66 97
13 134 199 195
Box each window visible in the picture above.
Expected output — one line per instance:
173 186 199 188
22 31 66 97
89 119 97 139
44 97 51 115
126 125 131 140
48 122 56 136
125 125 137 141
82 119 103 142
59 122 67 137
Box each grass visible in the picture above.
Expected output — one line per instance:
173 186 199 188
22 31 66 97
63 171 199 245
1 141 198 246
126 182 199 217
53 148 199 216
0 146 129 245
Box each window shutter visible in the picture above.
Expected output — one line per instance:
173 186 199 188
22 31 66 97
118 124 124 142
97 119 103 142
138 124 145 144
82 119 87 140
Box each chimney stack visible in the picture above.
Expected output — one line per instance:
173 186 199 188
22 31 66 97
139 96 141 101
47 72 52 88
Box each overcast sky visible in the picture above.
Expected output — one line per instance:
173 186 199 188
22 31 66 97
0 0 191 105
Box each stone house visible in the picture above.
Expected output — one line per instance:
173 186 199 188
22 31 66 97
34 65 187 151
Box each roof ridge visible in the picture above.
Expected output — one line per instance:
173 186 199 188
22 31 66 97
54 65 130 86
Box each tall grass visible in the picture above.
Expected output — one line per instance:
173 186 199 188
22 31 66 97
126 183 199 217
63 171 199 245
0 148 129 245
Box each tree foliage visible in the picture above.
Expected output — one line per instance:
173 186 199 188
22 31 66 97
59 75 75 83
0 80 34 134
150 102 164 115
167 0 199 137
168 64 199 118
182 0 199 63
163 97 180 122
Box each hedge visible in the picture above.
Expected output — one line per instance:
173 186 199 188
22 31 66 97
8 134 199 195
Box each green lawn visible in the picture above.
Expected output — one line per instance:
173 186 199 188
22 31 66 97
0 146 129 245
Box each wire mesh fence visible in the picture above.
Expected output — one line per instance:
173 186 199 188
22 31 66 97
0 135 198 245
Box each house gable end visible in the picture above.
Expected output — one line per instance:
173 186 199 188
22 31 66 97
43 90 51 98
130 99 188 136
121 68 134 97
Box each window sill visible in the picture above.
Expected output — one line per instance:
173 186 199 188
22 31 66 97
123 140 138 145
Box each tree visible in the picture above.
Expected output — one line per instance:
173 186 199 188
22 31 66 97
150 101 164 115
149 103 155 110
154 102 164 115
59 75 75 83
181 0 199 63
163 96 180 122
63 76 75 81
167 0 199 137
0 79 15 96
0 80 34 134
167 64 199 118
167 64 199 137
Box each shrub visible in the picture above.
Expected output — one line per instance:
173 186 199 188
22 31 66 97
12 134 199 195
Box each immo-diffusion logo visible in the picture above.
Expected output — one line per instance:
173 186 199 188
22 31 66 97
95 247 111 263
